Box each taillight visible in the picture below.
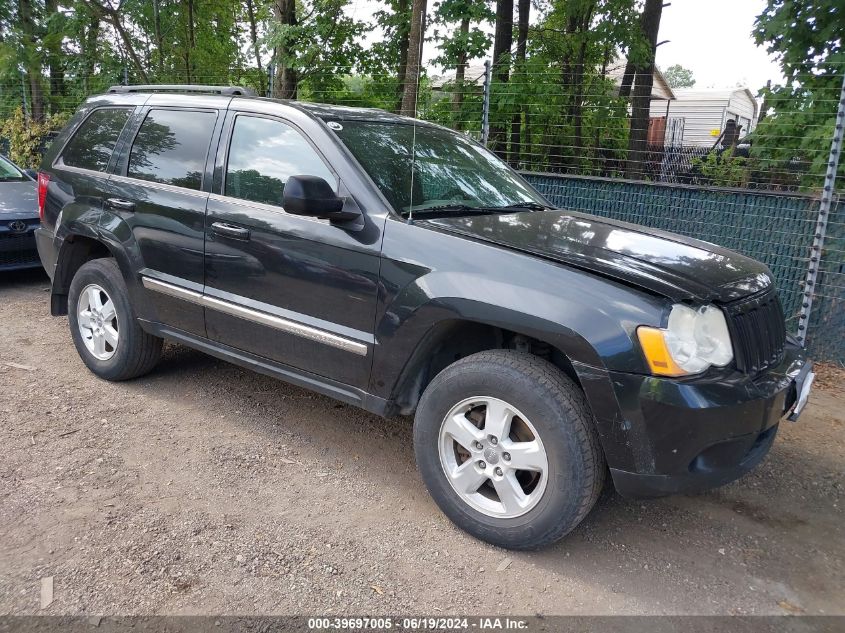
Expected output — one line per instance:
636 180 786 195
37 172 49 221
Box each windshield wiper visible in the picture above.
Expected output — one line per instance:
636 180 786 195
405 201 554 218
404 204 497 218
488 201 553 211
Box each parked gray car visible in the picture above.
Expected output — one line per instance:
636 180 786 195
0 155 40 271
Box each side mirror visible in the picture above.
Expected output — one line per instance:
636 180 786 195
283 175 360 223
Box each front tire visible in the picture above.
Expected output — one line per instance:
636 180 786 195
68 258 162 381
414 350 605 550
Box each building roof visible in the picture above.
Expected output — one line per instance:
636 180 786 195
605 60 675 101
431 60 676 100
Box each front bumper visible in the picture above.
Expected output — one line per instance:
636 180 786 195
596 342 811 498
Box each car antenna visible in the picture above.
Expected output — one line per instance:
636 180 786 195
406 46 424 225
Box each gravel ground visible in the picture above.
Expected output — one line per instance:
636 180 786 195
0 268 843 616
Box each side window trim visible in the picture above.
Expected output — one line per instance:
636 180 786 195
121 106 220 192
107 107 148 176
53 106 135 175
217 111 339 209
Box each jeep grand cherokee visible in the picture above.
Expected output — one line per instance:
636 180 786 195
35 85 814 550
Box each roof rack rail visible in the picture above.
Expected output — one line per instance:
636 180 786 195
107 84 256 97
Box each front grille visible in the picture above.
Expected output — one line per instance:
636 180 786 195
0 232 39 267
723 289 786 374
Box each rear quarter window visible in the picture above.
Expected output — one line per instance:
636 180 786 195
60 108 132 172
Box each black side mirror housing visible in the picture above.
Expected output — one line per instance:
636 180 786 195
283 175 360 223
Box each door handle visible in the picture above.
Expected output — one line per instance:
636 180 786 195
211 222 250 240
105 198 135 211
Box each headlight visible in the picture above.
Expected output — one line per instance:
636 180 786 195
637 304 733 376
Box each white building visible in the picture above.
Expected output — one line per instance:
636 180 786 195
649 88 759 147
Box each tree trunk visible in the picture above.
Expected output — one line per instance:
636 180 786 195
44 0 65 112
81 12 100 94
273 0 298 99
625 0 663 179
451 17 470 130
489 0 513 156
183 0 195 83
246 0 265 94
568 5 594 168
394 0 411 113
618 59 636 98
18 0 44 121
399 0 426 117
509 0 529 165
153 0 164 75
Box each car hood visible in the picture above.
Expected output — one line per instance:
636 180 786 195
420 209 773 303
0 180 38 219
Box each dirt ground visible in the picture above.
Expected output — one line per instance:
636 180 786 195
0 268 843 616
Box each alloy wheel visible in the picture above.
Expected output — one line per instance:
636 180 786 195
438 396 549 518
77 283 119 361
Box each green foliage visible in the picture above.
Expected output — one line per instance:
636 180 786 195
752 0 844 191
691 151 749 188
661 64 695 89
429 0 494 70
264 0 367 96
0 107 69 167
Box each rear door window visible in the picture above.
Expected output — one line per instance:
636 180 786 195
128 109 217 190
60 108 132 172
224 115 335 207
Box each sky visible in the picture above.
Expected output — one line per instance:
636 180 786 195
655 0 783 91
346 0 784 92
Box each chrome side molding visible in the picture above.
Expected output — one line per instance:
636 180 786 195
141 276 368 356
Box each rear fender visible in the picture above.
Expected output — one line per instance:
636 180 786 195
51 206 148 319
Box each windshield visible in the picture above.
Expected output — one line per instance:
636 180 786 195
327 120 548 215
0 156 28 182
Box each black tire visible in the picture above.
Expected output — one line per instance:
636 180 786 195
68 258 162 381
414 350 605 550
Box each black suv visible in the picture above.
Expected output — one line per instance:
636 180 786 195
35 86 814 550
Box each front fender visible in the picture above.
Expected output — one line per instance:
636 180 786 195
372 265 666 399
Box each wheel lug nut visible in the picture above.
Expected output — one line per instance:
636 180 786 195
478 461 486 469
503 452 511 461
495 467 503 476
475 441 483 450
489 436 498 445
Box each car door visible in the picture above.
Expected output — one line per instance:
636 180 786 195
204 111 381 389
104 98 225 336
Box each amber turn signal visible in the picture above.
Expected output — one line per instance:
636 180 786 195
637 326 688 377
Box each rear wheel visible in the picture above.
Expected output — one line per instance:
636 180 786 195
68 258 162 381
414 350 605 550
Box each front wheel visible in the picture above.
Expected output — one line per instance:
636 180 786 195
414 350 605 550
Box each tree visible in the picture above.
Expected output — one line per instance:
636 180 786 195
272 0 298 98
399 0 426 116
662 63 694 89
528 0 641 173
509 0 528 163
752 0 844 188
625 0 663 178
488 0 512 156
430 0 493 129
266 0 367 101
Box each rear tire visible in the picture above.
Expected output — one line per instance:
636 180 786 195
414 350 605 550
68 258 162 381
